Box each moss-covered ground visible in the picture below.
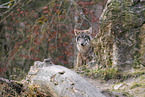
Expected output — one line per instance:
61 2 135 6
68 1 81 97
76 66 145 97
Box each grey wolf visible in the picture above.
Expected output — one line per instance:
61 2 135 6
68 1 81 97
74 27 96 68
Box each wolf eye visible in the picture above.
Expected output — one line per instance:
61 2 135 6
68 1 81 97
84 36 91 41
77 36 80 41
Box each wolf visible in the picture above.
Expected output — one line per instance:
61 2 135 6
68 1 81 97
74 27 97 68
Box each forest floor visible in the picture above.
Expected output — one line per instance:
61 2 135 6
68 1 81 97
80 68 145 97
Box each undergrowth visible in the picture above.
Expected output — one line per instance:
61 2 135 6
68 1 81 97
76 66 145 81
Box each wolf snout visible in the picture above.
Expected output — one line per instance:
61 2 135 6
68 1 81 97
81 43 86 46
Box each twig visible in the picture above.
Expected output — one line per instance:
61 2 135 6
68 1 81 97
0 0 21 23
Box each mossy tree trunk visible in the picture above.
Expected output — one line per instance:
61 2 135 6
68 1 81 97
93 0 145 71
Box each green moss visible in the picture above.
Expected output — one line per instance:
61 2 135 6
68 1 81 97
76 66 145 82
122 92 133 97
130 82 142 89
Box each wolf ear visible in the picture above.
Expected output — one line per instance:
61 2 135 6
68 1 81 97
74 29 80 36
86 27 92 34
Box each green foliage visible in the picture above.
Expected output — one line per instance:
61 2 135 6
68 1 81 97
130 82 142 89
76 65 145 81
79 68 123 80
95 0 145 71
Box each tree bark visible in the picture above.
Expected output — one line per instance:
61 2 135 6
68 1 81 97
26 58 105 97
93 0 145 71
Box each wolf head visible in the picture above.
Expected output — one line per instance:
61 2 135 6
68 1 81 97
74 27 93 54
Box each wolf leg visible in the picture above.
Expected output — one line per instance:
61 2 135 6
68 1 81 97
75 52 83 68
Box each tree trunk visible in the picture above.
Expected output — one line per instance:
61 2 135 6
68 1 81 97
26 58 105 97
93 0 145 71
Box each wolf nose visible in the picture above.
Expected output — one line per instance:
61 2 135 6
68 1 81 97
81 43 85 46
